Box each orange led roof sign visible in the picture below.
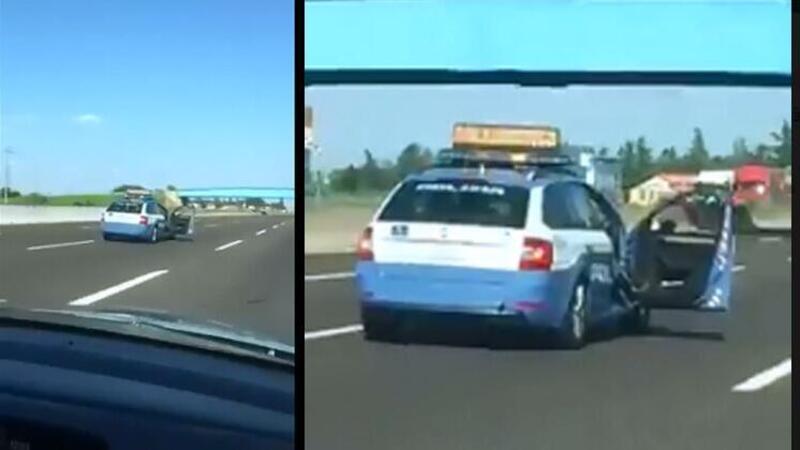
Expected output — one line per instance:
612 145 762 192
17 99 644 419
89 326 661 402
452 123 560 150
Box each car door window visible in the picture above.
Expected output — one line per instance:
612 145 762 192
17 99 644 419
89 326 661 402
570 184 606 230
146 202 160 215
544 182 589 230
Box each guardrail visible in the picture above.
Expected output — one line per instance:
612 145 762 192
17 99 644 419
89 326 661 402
0 205 105 225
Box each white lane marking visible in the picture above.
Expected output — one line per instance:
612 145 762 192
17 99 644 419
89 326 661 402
0 299 7 304
272 224 279 229
759 236 782 243
205 224 219 228
733 265 746 272
27 240 95 251
305 324 364 341
305 272 355 282
215 239 243 252
732 358 791 392
69 270 169 306
256 229 267 236
80 225 95 230
788 257 792 262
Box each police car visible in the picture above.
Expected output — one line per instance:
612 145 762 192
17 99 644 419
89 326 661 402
354 124 735 348
101 189 194 242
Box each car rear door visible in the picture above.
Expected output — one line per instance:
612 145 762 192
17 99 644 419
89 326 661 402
625 190 735 311
364 178 531 310
372 179 529 271
543 182 616 320
104 201 144 226
146 202 167 231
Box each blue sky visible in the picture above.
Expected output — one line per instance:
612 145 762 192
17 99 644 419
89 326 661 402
305 1 790 171
1 0 294 194
306 0 790 72
306 85 791 171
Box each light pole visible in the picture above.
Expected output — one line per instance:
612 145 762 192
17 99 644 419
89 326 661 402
2 146 15 205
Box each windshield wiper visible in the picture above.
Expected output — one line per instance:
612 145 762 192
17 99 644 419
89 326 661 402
28 308 294 365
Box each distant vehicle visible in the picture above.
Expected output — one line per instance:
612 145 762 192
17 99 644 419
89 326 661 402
354 125 736 348
733 164 787 206
101 189 194 242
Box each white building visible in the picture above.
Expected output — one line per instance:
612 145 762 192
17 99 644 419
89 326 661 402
697 169 734 187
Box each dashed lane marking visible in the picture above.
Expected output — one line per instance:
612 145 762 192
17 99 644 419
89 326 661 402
732 358 791 392
305 272 355 282
69 270 169 306
215 240 243 252
256 229 267 236
305 324 364 341
27 240 95 251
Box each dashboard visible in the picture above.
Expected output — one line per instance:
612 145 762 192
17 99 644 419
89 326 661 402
0 322 294 449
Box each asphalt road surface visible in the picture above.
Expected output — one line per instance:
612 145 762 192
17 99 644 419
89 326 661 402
305 234 791 450
0 215 295 345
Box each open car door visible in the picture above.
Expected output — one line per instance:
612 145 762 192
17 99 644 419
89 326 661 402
625 189 735 311
170 205 195 240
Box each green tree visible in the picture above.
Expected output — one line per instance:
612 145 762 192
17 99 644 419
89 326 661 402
769 120 791 167
28 193 48 205
396 143 433 179
755 143 773 164
0 187 21 198
329 165 359 193
635 136 654 181
686 127 710 171
657 146 679 169
617 140 637 188
359 149 383 191
731 137 752 165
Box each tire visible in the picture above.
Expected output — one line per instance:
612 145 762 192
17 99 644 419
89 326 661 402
102 233 112 241
556 280 589 349
623 305 651 335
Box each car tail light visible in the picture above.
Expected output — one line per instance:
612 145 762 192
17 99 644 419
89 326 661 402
356 227 374 261
519 237 553 271
139 215 149 225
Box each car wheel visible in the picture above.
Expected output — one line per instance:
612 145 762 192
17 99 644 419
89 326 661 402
623 305 651 335
557 280 589 349
102 233 112 241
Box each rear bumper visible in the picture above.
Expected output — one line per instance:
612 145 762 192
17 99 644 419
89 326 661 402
361 304 551 336
356 262 580 329
101 222 151 239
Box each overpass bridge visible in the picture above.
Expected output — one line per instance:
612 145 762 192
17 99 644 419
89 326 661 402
175 187 295 207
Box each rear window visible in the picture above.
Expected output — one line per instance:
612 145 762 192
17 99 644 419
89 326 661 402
107 201 142 214
378 179 530 228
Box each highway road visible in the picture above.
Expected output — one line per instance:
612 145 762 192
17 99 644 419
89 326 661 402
305 234 791 450
0 215 295 345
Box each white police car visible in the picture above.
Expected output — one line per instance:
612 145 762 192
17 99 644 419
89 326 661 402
101 193 194 243
354 150 735 349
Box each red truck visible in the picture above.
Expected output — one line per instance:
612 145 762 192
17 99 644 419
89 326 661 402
732 164 787 205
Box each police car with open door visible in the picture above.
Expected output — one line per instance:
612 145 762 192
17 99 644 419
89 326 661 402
101 189 195 243
354 123 735 349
